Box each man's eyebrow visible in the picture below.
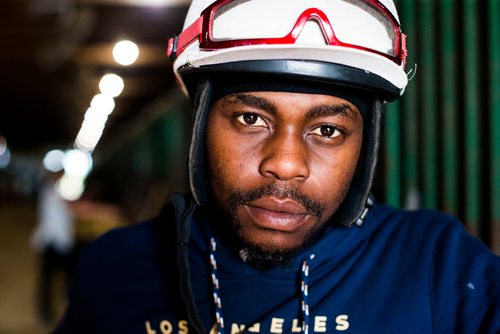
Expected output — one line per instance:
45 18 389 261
305 103 360 121
223 93 277 114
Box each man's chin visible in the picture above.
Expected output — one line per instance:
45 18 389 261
239 243 296 270
237 233 302 270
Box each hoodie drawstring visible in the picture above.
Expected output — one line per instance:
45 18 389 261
209 237 315 334
300 254 315 334
210 237 225 334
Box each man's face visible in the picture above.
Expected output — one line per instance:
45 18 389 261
206 91 363 259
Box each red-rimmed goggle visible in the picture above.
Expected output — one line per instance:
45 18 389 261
168 0 407 67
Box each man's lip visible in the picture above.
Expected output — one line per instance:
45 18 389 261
242 197 310 233
247 197 308 215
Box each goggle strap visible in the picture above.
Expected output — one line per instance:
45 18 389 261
168 16 204 60
401 33 408 68
167 36 177 60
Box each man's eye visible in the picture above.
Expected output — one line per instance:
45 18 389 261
236 113 267 127
311 125 341 138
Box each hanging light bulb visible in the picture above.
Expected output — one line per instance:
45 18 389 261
99 73 125 97
112 40 139 66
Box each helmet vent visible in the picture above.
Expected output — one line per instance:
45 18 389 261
296 20 327 45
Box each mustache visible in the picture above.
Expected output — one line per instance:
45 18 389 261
228 184 324 218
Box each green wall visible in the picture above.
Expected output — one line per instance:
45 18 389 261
384 0 500 252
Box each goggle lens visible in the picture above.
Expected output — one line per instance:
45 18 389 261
211 0 398 56
169 0 405 66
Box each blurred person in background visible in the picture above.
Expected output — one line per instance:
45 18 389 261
55 0 500 333
31 170 74 325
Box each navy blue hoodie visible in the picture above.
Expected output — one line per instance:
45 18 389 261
56 195 500 333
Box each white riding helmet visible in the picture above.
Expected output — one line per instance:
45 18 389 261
169 0 408 100
168 0 409 227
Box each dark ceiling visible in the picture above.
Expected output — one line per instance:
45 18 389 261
0 0 189 155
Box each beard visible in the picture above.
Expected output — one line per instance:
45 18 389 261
221 183 326 270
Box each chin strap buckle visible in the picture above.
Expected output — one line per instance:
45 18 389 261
354 195 374 227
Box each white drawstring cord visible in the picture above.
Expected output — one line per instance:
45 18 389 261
210 237 315 334
210 237 225 334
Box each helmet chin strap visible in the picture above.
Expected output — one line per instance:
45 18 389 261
188 79 385 227
188 78 212 206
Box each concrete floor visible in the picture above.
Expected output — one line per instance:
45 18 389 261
0 198 64 334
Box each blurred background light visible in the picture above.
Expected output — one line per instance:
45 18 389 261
62 149 93 178
42 149 65 172
0 147 11 169
75 128 103 152
99 73 125 97
81 117 106 135
90 94 115 116
112 40 139 66
74 106 110 152
57 174 85 201
83 107 109 128
75 138 98 153
0 135 7 155
77 130 104 148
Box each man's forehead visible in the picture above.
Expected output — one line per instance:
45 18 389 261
211 76 369 119
219 91 362 121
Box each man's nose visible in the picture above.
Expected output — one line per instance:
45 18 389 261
259 129 310 182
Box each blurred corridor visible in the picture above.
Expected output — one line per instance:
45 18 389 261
0 198 59 334
0 192 127 333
